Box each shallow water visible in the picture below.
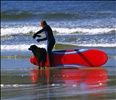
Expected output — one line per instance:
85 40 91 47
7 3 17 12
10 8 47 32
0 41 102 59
1 43 116 100
1 44 116 100
1 67 116 100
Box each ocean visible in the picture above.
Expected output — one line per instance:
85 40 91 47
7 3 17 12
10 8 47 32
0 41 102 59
1 1 116 100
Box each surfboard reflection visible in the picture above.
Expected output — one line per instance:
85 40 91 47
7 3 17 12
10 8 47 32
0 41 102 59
30 69 50 84
30 67 107 97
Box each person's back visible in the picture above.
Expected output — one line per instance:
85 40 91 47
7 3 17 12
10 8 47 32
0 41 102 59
43 25 55 42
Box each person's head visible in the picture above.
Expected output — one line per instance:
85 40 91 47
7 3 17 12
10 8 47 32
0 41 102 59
40 20 47 27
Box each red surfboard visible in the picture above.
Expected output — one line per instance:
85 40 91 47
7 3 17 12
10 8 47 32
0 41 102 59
30 49 108 67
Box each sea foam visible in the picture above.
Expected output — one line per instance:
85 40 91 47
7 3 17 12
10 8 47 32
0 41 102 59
1 25 115 36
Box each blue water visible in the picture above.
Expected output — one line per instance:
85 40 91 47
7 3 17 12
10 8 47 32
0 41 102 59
1 1 116 100
1 1 116 68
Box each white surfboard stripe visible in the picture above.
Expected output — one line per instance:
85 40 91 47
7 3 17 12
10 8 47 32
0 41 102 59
52 49 89 54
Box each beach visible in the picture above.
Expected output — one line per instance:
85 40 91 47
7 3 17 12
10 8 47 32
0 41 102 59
1 1 116 100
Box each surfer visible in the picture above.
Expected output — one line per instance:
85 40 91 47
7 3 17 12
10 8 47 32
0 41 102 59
32 20 56 67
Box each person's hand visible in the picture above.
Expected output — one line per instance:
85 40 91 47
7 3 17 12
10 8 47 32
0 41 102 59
32 34 37 39
37 39 41 42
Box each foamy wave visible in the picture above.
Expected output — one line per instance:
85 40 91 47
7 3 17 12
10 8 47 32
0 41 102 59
1 25 115 36
1 43 115 52
60 43 116 48
1 26 40 36
1 44 46 51
1 84 33 88
77 43 116 47
54 27 116 34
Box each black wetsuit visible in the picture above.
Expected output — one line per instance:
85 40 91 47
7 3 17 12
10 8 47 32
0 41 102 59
33 25 55 66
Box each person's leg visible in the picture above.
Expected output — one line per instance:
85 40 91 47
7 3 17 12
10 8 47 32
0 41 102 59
47 41 55 67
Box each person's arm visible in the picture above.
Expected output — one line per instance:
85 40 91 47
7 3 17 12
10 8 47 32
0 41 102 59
37 37 47 42
32 28 45 39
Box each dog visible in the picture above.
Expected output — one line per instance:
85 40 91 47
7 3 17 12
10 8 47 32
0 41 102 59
28 45 47 69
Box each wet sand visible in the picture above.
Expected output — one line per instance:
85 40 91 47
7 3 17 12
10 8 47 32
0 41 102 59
1 67 116 100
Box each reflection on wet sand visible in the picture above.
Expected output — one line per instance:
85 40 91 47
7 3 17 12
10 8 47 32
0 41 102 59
30 67 108 99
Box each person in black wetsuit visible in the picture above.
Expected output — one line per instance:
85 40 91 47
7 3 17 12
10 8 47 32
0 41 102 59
32 20 55 67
